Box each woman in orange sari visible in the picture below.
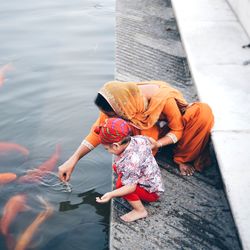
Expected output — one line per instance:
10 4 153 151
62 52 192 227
58 81 214 181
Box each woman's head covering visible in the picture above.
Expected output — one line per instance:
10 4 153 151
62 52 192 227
94 118 131 144
99 81 145 121
98 80 188 130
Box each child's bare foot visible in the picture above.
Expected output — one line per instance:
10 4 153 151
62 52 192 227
179 163 195 176
120 209 148 222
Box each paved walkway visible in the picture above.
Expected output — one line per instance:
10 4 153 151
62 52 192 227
172 0 250 249
110 0 241 249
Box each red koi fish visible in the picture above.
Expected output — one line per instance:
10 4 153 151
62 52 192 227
18 145 61 183
0 63 13 87
0 142 29 157
0 194 28 236
0 173 17 185
14 197 53 250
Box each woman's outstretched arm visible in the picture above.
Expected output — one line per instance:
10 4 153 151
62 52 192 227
58 144 91 182
58 112 109 182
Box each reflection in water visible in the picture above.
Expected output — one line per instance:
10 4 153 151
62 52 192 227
0 0 114 249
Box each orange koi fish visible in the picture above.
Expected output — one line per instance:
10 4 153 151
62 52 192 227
0 194 28 236
0 173 17 185
14 197 53 250
18 145 61 183
0 63 13 87
0 142 29 157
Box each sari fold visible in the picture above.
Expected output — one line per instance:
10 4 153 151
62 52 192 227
99 81 188 129
84 81 214 171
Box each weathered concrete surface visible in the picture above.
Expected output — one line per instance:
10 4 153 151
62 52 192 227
110 0 242 249
115 0 197 101
172 1 250 249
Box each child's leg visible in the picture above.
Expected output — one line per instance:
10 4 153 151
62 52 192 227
120 199 148 222
123 185 159 202
120 186 159 222
115 178 148 222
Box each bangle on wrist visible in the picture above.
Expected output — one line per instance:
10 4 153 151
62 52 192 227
157 141 163 148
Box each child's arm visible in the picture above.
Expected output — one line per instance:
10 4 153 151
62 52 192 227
96 184 136 203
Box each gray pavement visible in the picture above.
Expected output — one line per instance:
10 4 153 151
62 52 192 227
110 0 241 249
172 0 250 249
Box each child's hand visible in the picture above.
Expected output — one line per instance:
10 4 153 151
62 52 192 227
148 137 158 150
96 192 112 203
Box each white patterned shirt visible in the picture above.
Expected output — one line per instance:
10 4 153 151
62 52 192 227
113 135 164 195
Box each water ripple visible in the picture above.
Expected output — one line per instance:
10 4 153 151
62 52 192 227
35 171 73 193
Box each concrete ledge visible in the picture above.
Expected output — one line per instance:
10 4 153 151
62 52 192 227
111 0 241 249
172 0 250 249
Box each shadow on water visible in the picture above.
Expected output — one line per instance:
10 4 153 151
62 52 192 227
59 189 110 217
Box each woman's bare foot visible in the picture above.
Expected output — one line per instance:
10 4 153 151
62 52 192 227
179 163 195 176
120 209 148 222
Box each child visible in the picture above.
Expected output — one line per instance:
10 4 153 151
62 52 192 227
95 118 164 222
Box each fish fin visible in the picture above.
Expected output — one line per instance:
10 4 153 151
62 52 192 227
36 195 49 208
36 196 54 215
23 204 32 212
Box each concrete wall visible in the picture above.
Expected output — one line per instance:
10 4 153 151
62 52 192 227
227 0 250 38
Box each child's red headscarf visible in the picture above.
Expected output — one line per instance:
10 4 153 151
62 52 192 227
94 118 131 144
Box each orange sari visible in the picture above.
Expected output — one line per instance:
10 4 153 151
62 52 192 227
84 81 214 171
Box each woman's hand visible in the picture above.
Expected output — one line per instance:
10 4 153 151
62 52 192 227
58 144 92 182
58 160 75 182
148 137 162 150
96 192 113 203
148 137 158 150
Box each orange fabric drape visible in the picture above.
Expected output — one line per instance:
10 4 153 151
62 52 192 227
99 80 188 130
84 81 214 171
84 112 160 155
84 112 108 147
173 103 214 171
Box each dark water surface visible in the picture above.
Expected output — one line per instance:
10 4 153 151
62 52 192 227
0 0 114 249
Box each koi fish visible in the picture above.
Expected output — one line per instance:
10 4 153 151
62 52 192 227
0 63 13 87
0 173 17 185
14 197 53 250
18 145 61 183
0 194 28 236
0 142 29 157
